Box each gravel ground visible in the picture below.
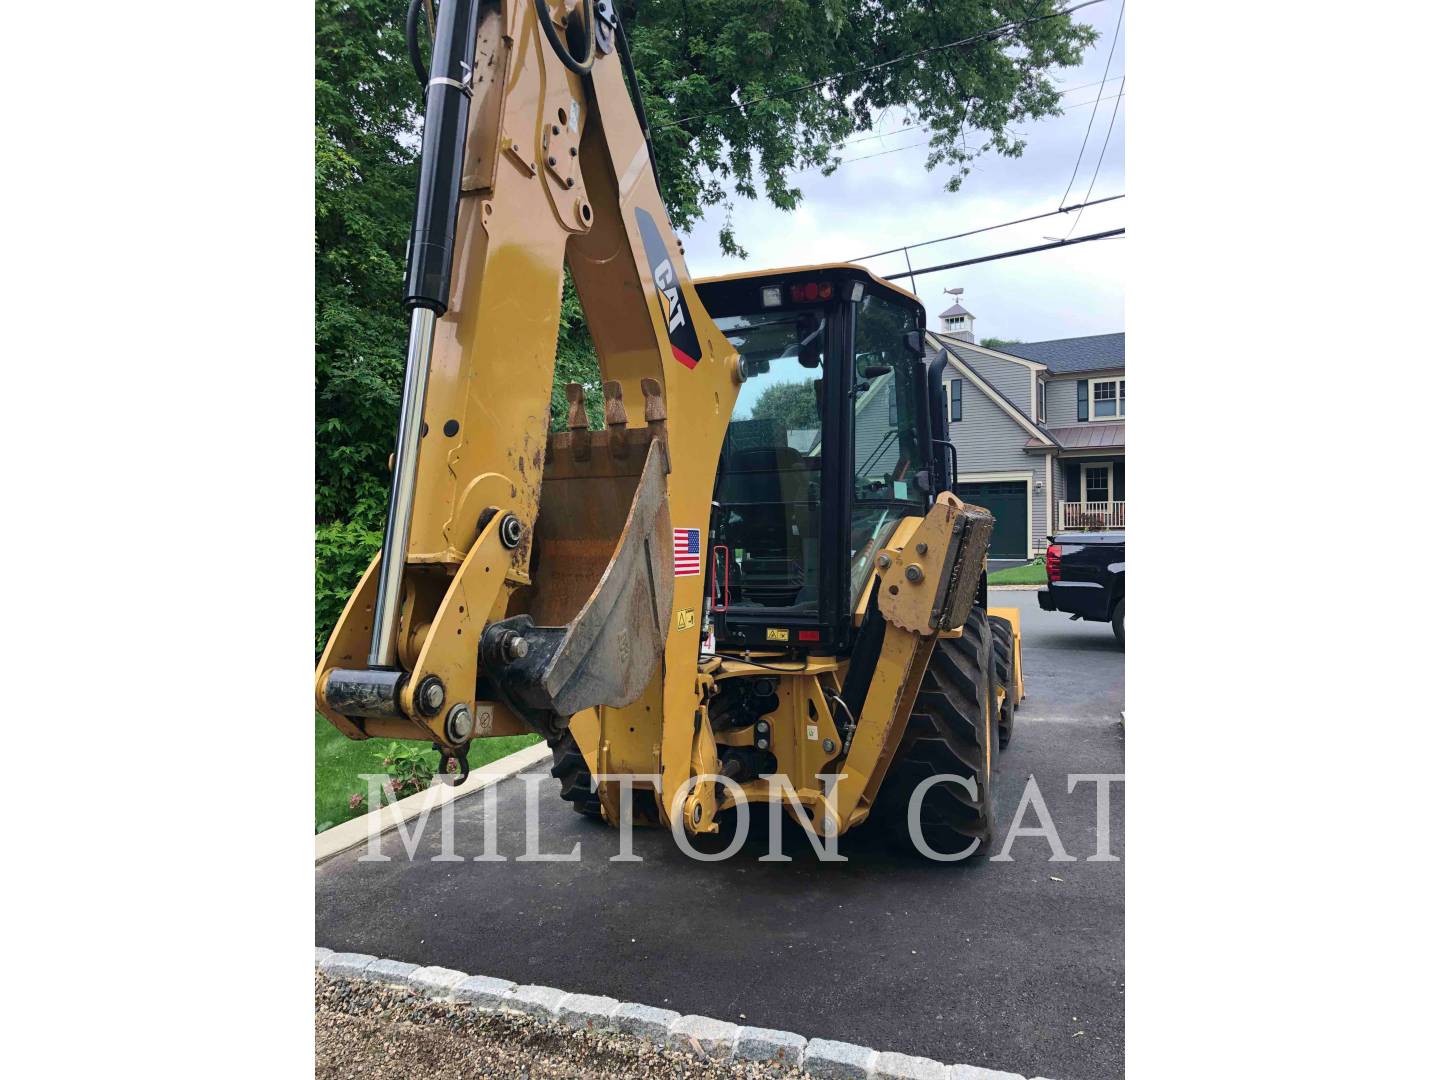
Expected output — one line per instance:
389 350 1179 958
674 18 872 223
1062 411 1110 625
315 973 807 1079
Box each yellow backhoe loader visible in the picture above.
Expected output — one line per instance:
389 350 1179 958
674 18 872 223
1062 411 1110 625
316 0 1025 856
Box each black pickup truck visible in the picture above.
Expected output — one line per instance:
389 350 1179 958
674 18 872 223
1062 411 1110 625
1037 530 1125 645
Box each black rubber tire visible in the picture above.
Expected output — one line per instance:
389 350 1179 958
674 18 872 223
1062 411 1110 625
548 731 602 817
988 614 1017 749
874 604 998 859
1111 597 1125 648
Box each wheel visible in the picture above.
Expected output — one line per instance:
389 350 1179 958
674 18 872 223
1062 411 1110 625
988 614 1017 749
1111 597 1125 648
874 604 999 859
548 730 602 817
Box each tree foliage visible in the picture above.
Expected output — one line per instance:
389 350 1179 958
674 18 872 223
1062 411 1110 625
314 0 1094 643
751 380 821 430
980 336 1024 349
622 0 1095 254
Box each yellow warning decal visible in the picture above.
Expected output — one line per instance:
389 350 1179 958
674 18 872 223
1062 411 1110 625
766 627 790 641
676 608 696 631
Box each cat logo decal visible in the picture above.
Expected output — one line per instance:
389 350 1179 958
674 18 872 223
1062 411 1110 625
636 207 702 369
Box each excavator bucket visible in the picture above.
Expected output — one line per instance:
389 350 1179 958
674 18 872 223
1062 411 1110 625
479 381 673 739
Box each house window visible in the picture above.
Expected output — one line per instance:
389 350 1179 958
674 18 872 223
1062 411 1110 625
1036 376 1046 422
1090 378 1125 419
949 378 963 423
1083 464 1112 505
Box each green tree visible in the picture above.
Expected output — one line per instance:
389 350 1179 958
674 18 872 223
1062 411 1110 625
315 0 1094 645
751 380 821 429
623 0 1095 254
980 337 1024 349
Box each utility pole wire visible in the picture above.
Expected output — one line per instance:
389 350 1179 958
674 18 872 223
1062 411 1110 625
839 73 1126 150
1058 0 1125 208
1061 76 1125 238
834 90 1125 168
882 228 1125 283
656 0 1108 131
853 195 1124 261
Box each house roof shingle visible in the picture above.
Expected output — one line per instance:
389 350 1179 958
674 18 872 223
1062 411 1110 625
939 302 972 318
994 333 1124 375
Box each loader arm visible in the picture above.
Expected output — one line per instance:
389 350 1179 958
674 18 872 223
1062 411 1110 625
316 0 739 779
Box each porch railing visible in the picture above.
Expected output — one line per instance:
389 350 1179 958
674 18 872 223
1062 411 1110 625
1060 501 1125 529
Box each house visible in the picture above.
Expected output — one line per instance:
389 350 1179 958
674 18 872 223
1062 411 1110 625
927 321 1125 559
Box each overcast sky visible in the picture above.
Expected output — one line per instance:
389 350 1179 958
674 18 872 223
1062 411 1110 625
682 0 1125 344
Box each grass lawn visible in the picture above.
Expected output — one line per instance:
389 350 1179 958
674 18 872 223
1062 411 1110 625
989 558 1047 586
314 713 540 833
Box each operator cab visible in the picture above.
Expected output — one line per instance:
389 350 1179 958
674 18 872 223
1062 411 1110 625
694 265 940 656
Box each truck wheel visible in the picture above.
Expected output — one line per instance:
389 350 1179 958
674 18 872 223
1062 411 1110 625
988 615 1017 748
548 731 602 817
1111 598 1125 648
875 604 998 859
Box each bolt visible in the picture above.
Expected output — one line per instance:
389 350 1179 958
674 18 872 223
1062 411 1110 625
756 737 770 750
419 678 445 714
756 720 770 735
499 513 523 548
566 177 575 188
692 803 703 826
823 738 836 753
501 631 529 661
552 124 560 135
916 542 929 555
569 146 577 156
877 554 893 570
905 563 925 583
446 703 474 743
547 155 557 167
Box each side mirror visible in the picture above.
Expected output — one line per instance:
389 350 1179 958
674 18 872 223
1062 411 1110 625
905 330 922 355
862 364 890 379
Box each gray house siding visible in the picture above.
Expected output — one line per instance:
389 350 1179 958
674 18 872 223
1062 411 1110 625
943 341 1035 416
1046 376 1081 426
852 373 899 478
943 368 1048 555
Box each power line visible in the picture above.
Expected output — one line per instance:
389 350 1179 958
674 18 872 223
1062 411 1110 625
1058 0 1125 208
656 0 1108 131
881 228 1125 282
1060 76 1125 238
838 74 1125 150
834 91 1124 168
852 194 1124 261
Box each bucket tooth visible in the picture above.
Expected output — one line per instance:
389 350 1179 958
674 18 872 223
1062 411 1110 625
603 381 631 457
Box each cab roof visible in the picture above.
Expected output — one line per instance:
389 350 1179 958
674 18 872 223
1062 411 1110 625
694 262 922 309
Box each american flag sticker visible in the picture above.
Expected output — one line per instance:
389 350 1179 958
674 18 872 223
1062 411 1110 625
673 527 701 576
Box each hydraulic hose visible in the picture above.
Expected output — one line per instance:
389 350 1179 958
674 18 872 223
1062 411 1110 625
615 16 662 194
406 0 430 90
533 0 595 75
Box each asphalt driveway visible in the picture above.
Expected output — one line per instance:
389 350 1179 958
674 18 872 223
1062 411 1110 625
316 589 1124 1080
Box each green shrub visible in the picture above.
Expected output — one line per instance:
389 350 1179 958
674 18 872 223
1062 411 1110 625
315 519 383 653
